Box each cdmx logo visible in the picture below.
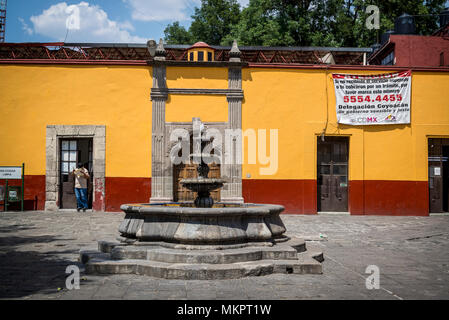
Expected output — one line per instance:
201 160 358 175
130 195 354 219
169 128 279 176
351 117 378 124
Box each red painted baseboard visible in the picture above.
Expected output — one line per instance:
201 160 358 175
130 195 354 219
243 179 429 216
105 177 151 212
2 176 429 216
349 180 429 216
0 175 46 210
242 179 317 214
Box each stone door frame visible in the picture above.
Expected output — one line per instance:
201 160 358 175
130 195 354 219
45 125 106 211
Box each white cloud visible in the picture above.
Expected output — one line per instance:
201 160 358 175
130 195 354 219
18 17 33 35
123 0 197 21
30 2 145 43
123 0 249 22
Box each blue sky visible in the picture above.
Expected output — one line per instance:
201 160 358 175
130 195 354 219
5 0 248 43
3 0 448 44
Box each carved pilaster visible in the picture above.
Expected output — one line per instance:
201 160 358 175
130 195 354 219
150 63 171 203
222 44 244 203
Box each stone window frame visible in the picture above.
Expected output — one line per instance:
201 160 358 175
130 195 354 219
45 125 106 211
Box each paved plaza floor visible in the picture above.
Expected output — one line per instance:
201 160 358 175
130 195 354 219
0 210 448 300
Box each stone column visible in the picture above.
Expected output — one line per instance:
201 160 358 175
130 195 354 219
222 40 244 203
150 40 172 203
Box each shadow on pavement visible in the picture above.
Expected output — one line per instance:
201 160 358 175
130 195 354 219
0 231 81 299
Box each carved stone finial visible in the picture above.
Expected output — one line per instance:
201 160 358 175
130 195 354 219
147 39 157 57
229 40 241 62
154 38 166 61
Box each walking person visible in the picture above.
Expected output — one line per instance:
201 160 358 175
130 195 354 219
71 162 90 212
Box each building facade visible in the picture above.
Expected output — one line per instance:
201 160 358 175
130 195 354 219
1 41 449 215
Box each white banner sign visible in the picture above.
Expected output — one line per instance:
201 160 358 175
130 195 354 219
0 167 22 179
333 70 411 125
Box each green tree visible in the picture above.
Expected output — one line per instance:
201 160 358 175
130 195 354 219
189 0 241 45
165 0 447 47
326 0 447 47
223 0 339 46
227 0 446 47
164 0 241 45
164 22 192 45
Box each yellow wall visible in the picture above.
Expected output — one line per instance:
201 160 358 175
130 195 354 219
166 66 227 89
1 64 449 183
241 68 449 182
165 66 229 122
0 64 153 178
166 95 228 123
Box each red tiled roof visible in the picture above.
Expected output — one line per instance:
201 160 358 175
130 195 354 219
188 42 213 50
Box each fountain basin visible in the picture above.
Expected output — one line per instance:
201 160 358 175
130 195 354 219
118 203 287 247
181 178 225 208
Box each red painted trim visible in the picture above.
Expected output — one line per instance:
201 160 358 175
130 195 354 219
0 59 148 66
243 179 429 216
0 175 45 210
247 63 449 72
0 175 429 215
1 59 448 71
242 179 317 214
105 177 151 212
349 180 429 216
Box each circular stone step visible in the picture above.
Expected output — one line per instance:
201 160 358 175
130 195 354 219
80 237 322 280
82 253 323 280
110 245 301 264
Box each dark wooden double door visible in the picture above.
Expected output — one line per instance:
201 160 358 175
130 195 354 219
173 162 221 202
317 137 349 212
429 138 449 213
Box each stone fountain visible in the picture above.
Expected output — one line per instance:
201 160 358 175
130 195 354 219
80 150 323 279
79 40 323 279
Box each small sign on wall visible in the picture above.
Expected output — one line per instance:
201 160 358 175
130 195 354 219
434 167 441 176
0 167 22 179
8 190 18 201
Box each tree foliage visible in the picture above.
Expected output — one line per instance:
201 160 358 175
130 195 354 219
164 0 447 47
164 22 192 44
164 0 241 45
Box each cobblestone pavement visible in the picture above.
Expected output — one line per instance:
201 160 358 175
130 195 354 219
0 211 448 300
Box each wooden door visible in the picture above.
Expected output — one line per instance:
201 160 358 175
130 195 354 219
317 137 349 212
429 138 449 213
173 162 221 202
60 140 78 209
59 139 93 209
